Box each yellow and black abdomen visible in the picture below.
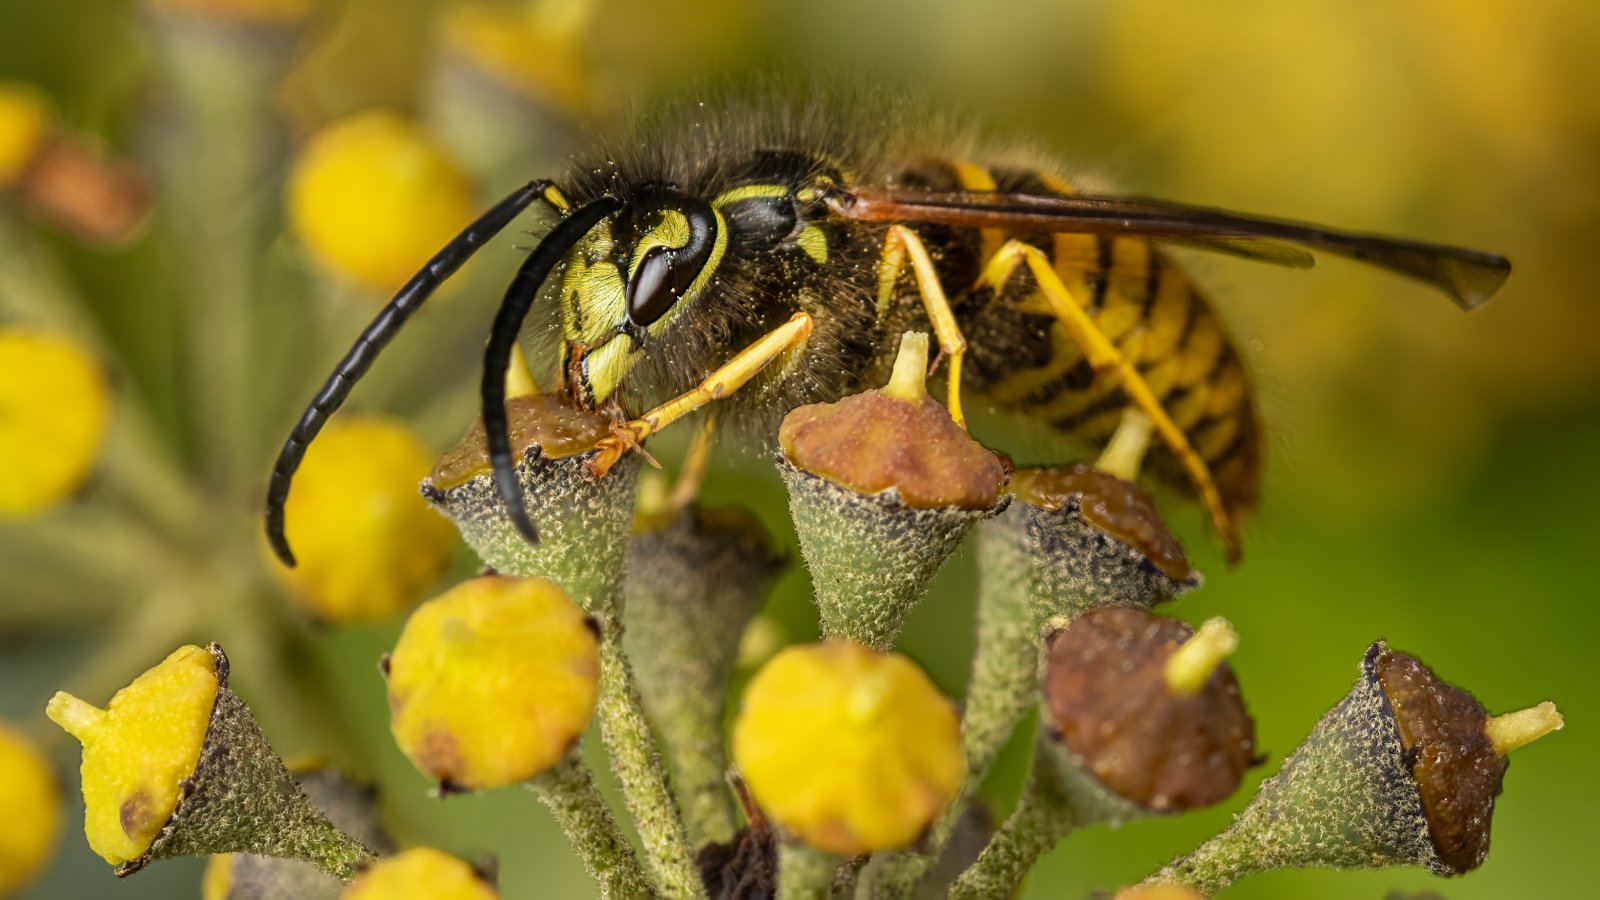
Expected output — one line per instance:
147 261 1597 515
920 162 1263 521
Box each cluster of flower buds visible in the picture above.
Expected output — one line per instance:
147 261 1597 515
35 326 1564 900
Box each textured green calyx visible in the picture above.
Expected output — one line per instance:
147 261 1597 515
777 456 1003 650
626 505 785 846
423 442 641 616
120 645 375 881
1149 641 1445 894
213 767 394 900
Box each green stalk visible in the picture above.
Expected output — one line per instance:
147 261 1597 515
596 616 706 899
530 755 656 899
946 752 1077 900
778 845 842 900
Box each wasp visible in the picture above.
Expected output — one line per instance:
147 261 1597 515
264 89 1509 566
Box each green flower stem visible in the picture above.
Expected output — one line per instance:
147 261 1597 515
434 453 703 898
777 845 842 900
596 615 707 899
961 507 1042 782
625 508 782 846
946 746 1077 900
640 680 732 847
859 509 1033 897
530 755 657 900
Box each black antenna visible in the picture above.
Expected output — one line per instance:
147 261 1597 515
266 180 554 567
481 195 624 547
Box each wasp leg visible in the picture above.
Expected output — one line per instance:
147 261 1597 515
976 240 1240 561
587 313 815 478
1096 408 1154 481
666 412 718 513
877 224 969 428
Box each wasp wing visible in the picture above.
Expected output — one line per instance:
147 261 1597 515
838 187 1511 310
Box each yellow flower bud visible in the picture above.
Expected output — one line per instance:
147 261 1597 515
270 416 456 622
45 645 220 866
287 112 474 294
387 575 600 790
0 82 52 188
341 848 498 900
0 721 62 896
0 328 110 518
732 641 964 856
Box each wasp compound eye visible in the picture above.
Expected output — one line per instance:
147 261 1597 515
625 245 682 327
623 194 718 329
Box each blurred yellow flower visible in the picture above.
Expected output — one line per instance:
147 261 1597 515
287 111 474 294
442 1 595 113
386 575 599 790
45 645 220 867
0 328 110 518
0 721 61 897
0 82 51 189
270 416 456 622
732 641 963 856
341 847 498 900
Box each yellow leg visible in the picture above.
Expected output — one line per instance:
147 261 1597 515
666 412 717 512
587 313 814 477
877 225 969 428
976 240 1239 560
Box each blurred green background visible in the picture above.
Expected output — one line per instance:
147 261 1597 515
2 1 1597 898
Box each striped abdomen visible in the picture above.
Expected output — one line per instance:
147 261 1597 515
900 160 1262 521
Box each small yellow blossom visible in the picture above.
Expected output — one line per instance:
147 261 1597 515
0 721 62 896
387 576 600 790
287 112 474 294
271 416 455 622
732 641 963 856
341 848 497 900
0 82 52 188
0 328 110 518
45 645 220 866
